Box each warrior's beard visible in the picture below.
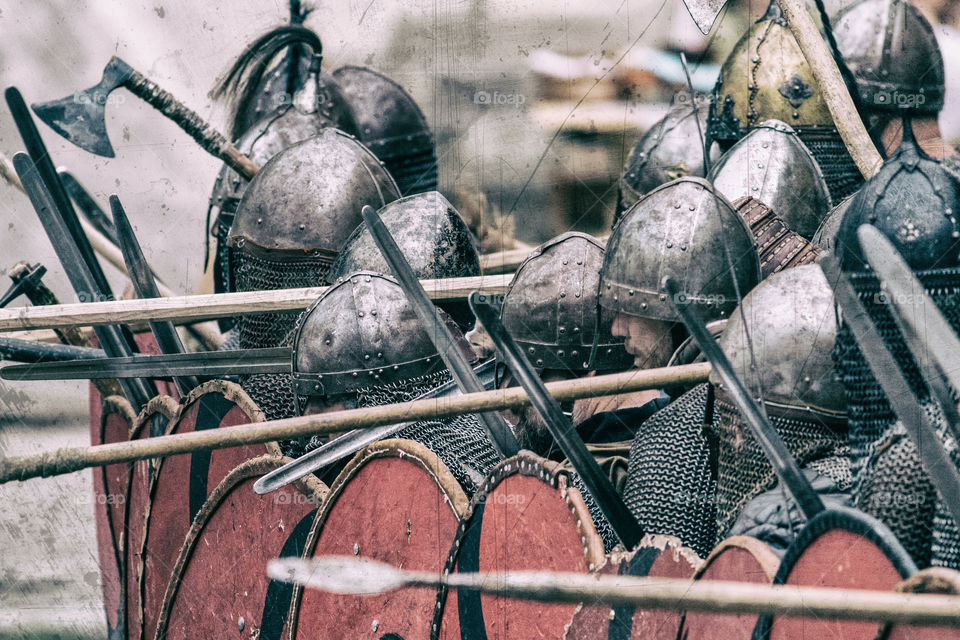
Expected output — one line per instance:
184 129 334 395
514 406 554 455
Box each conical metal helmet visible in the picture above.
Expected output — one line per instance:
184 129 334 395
710 264 845 417
836 119 960 272
332 66 438 196
228 130 400 349
708 1 833 146
599 177 761 323
617 101 713 222
709 120 832 239
291 271 447 398
500 232 632 372
327 191 479 283
833 0 945 116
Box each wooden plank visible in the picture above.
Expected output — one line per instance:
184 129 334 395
0 274 513 332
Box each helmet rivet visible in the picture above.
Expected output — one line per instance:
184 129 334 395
394 365 399 370
575 292 581 298
675 203 682 209
576 260 582 265
666 242 673 248
299 223 305 230
628 289 634 296
573 327 580 332
559 327 566 334
659 294 667 301
352 372 358 378
560 292 566 298
371 310 377 316
557 350 564 356
256 217 263 224
563 260 568 265
313 383 320 391
572 350 578 357
377 352 383 358
364 354 370 360
689 205 695 211
325 339 331 345
358 312 364 317
536 359 544 366
528 347 535 354
641 302 647 309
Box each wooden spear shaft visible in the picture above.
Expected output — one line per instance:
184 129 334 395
777 0 883 178
0 362 710 484
0 274 513 331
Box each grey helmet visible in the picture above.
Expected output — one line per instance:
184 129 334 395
208 26 358 306
599 177 761 323
326 191 480 329
617 101 713 224
228 130 401 349
833 0 945 119
500 232 632 373
327 191 479 283
708 264 849 538
291 271 451 400
812 192 857 252
836 118 960 272
708 120 832 239
332 66 438 196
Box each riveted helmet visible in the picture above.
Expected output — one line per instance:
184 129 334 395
709 120 832 239
500 232 631 373
617 101 713 223
228 130 400 350
599 177 761 323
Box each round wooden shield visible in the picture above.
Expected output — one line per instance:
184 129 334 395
288 439 470 640
154 455 327 640
678 535 780 639
124 394 179 640
433 452 606 640
564 535 702 640
138 381 276 640
882 568 960 639
755 506 917 640
93 395 136 638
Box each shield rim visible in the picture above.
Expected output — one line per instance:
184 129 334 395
153 454 327 639
752 506 918 639
430 450 605 640
285 437 470 639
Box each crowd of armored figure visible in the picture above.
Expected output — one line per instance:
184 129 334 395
190 0 960 567
6 0 960 633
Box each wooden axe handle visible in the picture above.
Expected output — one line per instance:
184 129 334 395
777 0 883 179
119 61 259 179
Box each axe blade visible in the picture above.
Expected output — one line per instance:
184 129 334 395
31 59 133 158
681 0 728 34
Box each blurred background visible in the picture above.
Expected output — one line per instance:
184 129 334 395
0 0 956 636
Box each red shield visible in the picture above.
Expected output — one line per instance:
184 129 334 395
154 455 326 639
139 381 275 640
884 568 960 639
679 535 780 639
756 507 917 639
434 452 606 640
289 439 470 640
565 535 701 640
93 395 136 637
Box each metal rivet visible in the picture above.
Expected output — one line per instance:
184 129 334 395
372 620 379 632
358 312 364 317
353 543 360 555
256 217 263 224
238 616 245 632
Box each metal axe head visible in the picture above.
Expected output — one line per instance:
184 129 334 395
681 0 729 34
31 57 134 158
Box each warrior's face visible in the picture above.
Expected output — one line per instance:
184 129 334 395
611 313 673 370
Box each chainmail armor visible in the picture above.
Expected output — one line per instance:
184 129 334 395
835 269 960 567
621 383 717 558
797 129 863 203
709 398 849 539
569 470 619 552
234 250 334 350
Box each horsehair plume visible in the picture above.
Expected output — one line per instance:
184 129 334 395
212 24 322 138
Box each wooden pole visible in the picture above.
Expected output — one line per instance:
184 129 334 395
777 0 883 178
0 362 710 483
274 558 960 627
0 274 514 331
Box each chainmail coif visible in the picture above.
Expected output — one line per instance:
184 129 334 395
621 383 717 558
